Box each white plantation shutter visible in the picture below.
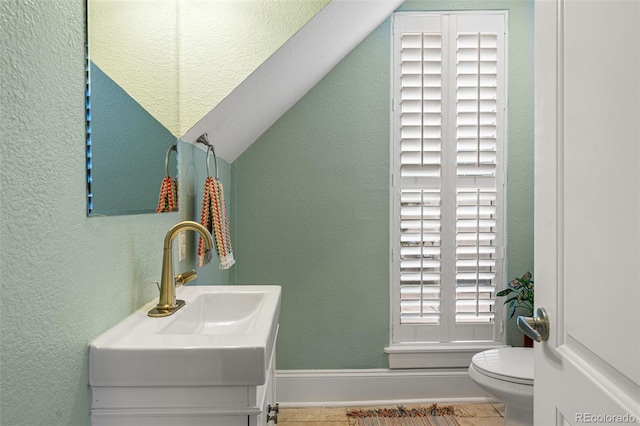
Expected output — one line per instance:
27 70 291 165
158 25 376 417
392 13 506 344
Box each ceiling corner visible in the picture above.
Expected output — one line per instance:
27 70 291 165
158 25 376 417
181 0 405 163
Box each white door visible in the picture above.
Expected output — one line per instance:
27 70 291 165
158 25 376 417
534 0 640 424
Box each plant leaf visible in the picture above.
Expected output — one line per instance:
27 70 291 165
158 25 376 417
509 306 516 318
496 288 514 297
526 289 534 302
503 296 518 305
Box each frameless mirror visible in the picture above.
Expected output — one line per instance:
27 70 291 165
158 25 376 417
87 0 179 216
87 0 331 216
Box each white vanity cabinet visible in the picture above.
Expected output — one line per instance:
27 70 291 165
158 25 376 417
90 342 278 426
255 349 278 426
89 286 282 426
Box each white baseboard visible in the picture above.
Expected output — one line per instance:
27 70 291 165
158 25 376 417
275 368 494 408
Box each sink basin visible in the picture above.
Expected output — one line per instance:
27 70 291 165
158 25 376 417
158 291 267 335
89 285 281 387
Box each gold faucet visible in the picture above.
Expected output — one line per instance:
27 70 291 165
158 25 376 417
148 221 214 317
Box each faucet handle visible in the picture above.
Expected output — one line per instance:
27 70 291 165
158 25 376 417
175 270 197 288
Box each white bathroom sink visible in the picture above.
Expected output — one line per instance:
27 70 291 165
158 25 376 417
89 285 281 387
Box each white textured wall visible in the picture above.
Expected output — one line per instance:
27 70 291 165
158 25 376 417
0 1 183 424
177 0 330 135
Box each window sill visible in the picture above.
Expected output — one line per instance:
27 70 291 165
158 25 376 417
385 342 506 369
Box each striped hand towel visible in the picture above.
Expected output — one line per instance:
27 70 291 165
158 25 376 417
198 176 235 269
155 176 178 212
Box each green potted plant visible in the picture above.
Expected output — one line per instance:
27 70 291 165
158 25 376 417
497 271 535 346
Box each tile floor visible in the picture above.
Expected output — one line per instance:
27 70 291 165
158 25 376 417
278 402 505 426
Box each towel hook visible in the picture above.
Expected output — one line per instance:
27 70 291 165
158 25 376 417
196 133 218 178
164 144 177 177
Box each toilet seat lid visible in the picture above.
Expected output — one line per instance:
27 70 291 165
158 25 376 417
471 348 533 385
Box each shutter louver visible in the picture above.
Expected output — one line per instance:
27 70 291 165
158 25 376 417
399 32 442 325
455 32 499 324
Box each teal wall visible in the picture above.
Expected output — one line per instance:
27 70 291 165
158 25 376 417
232 0 534 370
1 1 190 424
90 62 178 216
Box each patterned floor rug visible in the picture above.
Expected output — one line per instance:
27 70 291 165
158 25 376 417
346 404 460 426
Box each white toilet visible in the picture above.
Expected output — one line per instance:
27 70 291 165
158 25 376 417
468 347 533 426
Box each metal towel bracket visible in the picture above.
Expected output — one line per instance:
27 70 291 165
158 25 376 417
196 133 218 178
164 144 177 177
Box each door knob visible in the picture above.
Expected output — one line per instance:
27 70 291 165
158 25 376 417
517 307 549 342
